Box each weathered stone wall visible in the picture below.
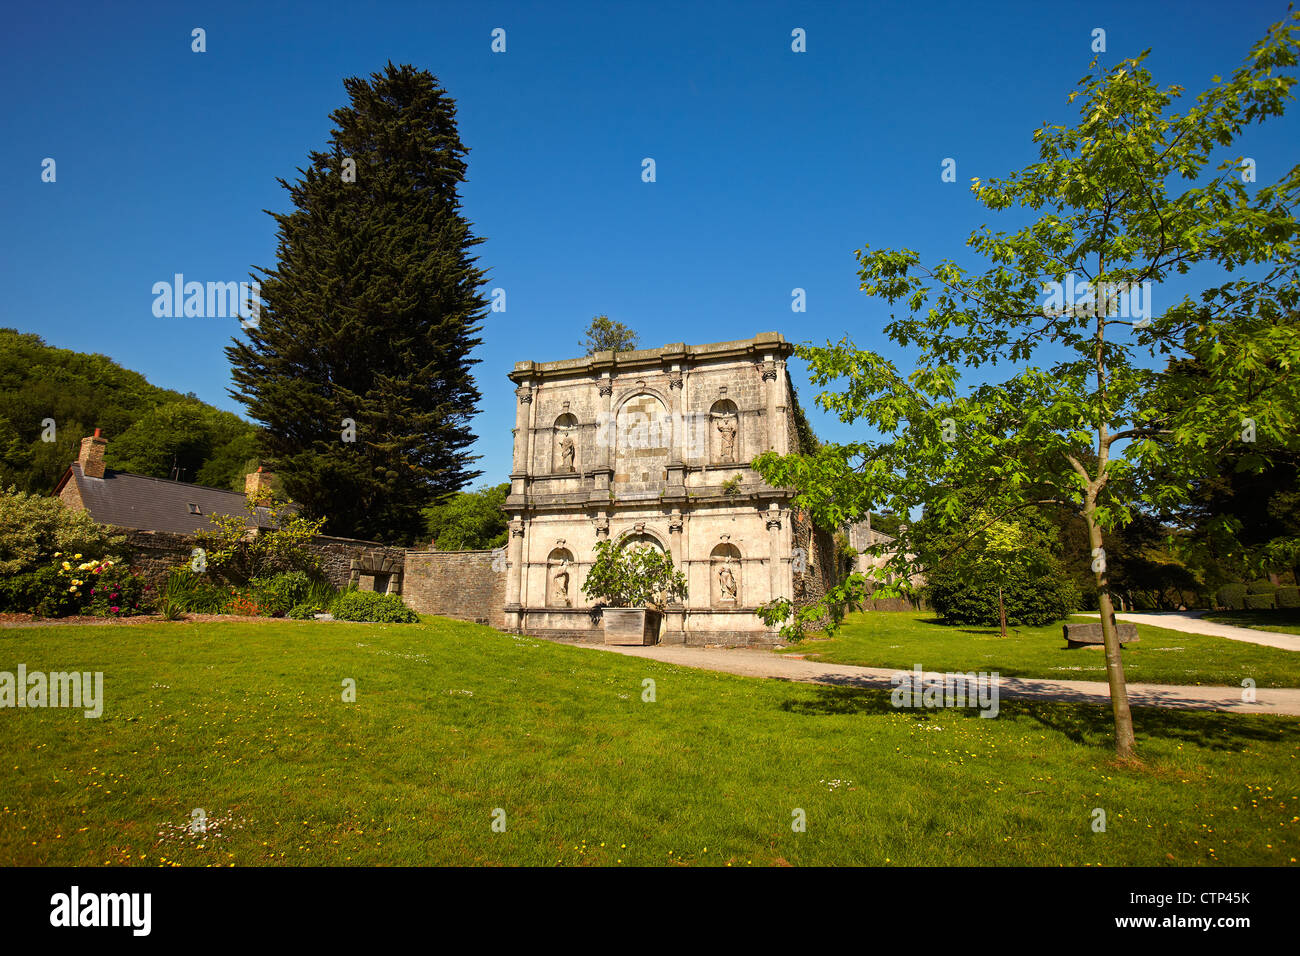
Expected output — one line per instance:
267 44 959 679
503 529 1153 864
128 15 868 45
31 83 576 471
404 550 506 628
790 507 839 620
116 529 406 593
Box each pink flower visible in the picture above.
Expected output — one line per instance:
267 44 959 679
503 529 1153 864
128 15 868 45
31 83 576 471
110 606 120 613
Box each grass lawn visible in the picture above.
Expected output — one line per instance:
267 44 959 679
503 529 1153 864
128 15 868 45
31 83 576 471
1202 609 1300 636
0 617 1296 867
779 611 1300 687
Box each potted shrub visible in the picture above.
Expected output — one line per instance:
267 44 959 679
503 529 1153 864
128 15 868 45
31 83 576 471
582 539 687 645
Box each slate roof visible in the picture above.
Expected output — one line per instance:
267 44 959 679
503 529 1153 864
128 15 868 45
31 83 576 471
56 463 287 535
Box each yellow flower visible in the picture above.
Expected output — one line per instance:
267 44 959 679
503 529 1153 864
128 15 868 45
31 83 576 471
68 586 77 593
54 552 62 558
61 561 71 570
72 579 83 586
74 554 82 560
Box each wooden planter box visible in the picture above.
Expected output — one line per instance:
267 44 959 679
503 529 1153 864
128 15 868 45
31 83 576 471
603 608 661 645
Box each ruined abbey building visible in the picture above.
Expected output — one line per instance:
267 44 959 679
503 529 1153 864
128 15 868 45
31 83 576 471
500 332 837 645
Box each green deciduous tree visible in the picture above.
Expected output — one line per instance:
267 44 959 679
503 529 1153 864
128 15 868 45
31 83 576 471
579 315 639 355
754 14 1300 758
227 62 488 544
422 481 509 550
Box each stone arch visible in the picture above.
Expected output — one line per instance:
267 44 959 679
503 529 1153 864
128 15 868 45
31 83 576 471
613 527 667 553
547 547 575 607
710 399 740 464
710 542 742 606
614 392 670 489
553 413 579 473
348 548 404 595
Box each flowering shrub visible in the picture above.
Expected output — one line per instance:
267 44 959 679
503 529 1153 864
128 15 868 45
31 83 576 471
84 561 150 617
226 590 263 616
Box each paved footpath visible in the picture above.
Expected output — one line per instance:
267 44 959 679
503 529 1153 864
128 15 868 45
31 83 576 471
1075 610 1300 652
557 641 1300 717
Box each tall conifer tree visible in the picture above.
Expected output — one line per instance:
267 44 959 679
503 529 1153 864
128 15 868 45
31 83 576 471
227 63 486 542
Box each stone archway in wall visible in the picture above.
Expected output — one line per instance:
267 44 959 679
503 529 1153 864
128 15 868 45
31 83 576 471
349 550 404 595
614 392 670 493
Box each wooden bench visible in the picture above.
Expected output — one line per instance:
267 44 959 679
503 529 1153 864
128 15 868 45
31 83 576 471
1063 621 1140 648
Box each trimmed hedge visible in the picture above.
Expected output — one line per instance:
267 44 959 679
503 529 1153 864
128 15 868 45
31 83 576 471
1243 593 1276 610
331 590 419 624
1246 581 1278 595
1217 583 1248 610
1276 587 1300 610
926 570 1080 628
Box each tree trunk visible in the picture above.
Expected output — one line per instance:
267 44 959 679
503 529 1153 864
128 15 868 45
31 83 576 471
1085 510 1137 759
998 586 1007 638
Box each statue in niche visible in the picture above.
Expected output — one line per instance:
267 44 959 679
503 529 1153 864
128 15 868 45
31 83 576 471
553 562 571 606
716 415 737 463
559 434 576 473
718 561 737 602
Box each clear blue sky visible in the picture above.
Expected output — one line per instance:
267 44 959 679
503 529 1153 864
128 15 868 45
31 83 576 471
2 0 1296 484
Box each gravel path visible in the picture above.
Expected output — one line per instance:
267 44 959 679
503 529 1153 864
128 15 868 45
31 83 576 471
1074 611 1300 652
562 641 1300 716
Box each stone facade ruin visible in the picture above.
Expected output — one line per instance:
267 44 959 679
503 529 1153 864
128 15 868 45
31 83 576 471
500 332 836 645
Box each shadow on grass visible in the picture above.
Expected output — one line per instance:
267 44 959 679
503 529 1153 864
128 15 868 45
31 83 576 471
780 685 1293 752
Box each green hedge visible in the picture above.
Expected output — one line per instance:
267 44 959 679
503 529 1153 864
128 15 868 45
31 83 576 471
1246 580 1278 595
1243 593 1276 610
1217 583 1248 610
331 590 419 624
1276 587 1300 610
926 570 1080 628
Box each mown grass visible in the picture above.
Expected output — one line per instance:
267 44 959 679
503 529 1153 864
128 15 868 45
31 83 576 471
0 618 1295 866
780 611 1300 687
1202 609 1300 636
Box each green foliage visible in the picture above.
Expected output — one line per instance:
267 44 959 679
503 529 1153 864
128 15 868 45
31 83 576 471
1217 583 1248 610
720 475 742 496
192 495 325 583
787 380 821 453
85 563 150 617
330 589 419 623
248 570 319 617
1246 580 1278 595
1276 586 1300 609
579 315 639 355
920 509 1080 626
581 539 688 609
422 482 509 550
0 486 125 576
226 63 487 543
1244 593 1276 610
0 329 259 494
752 15 1300 643
162 569 233 615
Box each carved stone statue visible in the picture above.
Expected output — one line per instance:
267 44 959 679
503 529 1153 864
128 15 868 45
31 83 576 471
559 434 576 473
716 416 737 463
718 562 737 602
553 564 571 606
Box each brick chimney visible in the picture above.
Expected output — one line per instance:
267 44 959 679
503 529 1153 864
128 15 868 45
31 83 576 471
78 428 107 479
245 466 274 501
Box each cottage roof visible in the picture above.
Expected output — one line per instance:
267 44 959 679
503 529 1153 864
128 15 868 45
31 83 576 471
54 463 288 535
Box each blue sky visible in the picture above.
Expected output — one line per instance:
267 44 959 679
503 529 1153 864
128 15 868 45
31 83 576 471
2 0 1296 484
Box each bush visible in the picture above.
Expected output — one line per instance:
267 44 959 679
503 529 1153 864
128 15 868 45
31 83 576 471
162 569 231 614
1246 580 1278 595
249 571 318 617
1276 586 1300 609
84 563 150 617
287 602 327 620
1217 583 1248 610
0 487 125 578
331 590 418 623
926 568 1080 628
1244 593 1276 610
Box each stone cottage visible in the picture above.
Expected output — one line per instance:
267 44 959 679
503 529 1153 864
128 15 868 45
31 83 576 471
51 429 405 593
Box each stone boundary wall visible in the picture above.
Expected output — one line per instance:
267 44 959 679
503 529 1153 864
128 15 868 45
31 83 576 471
118 529 406 591
404 550 506 628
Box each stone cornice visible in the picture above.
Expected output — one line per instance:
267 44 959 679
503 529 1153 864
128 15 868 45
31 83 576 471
507 332 792 385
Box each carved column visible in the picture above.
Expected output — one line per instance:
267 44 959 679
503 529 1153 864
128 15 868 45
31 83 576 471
766 503 784 604
595 378 614 492
504 518 526 629
512 384 533 474
772 358 789 455
667 370 685 486
760 357 779 452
